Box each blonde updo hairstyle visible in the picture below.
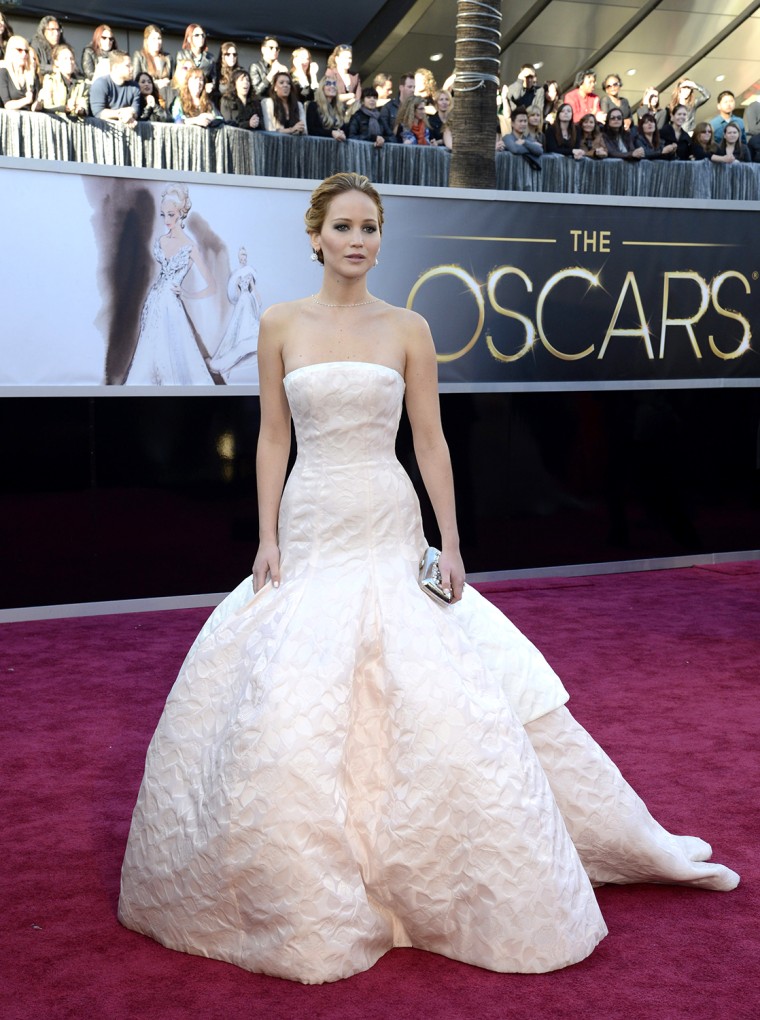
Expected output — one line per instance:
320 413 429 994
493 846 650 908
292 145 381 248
304 172 384 265
161 184 191 222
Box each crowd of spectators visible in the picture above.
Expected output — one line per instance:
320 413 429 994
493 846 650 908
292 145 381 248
1 14 758 165
498 64 759 166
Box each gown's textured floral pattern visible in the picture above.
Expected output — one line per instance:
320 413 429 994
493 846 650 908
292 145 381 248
119 362 738 984
125 240 213 385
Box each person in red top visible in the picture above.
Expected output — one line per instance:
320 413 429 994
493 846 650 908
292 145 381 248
564 69 602 124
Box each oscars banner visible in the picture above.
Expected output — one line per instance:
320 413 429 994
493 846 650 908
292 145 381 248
0 156 757 392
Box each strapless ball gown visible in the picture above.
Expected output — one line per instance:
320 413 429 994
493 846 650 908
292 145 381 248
118 361 738 984
125 241 214 385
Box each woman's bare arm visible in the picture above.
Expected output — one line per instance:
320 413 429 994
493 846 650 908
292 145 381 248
251 306 292 590
402 311 465 602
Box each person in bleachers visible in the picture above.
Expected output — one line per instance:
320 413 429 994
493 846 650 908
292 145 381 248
600 108 644 160
501 106 542 168
249 37 288 99
213 42 241 107
564 69 602 124
163 58 193 112
220 68 261 130
504 63 543 116
393 94 431 145
39 43 89 119
347 87 390 146
525 105 545 148
599 73 632 131
636 87 668 131
373 73 393 107
31 15 64 75
290 47 319 105
743 97 760 140
575 112 608 159
427 89 453 148
688 122 717 161
660 104 693 159
713 121 751 163
544 102 578 157
710 91 746 144
414 67 438 114
176 25 215 92
327 44 361 113
262 71 306 134
89 50 140 127
667 78 710 135
132 26 172 100
136 71 169 122
632 112 676 159
81 25 117 83
0 10 15 59
171 66 221 126
379 72 415 136
542 80 561 128
0 36 43 111
305 75 347 140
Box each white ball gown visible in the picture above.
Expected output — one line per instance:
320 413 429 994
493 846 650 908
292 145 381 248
125 240 214 385
118 361 738 984
207 265 261 380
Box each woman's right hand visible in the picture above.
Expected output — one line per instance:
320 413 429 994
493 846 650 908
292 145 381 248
252 541 281 592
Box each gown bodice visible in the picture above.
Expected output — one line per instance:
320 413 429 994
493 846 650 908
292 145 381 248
152 239 192 289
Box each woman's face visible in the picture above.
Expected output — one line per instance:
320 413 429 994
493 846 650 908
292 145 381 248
698 126 712 143
223 46 238 66
678 84 692 102
336 49 352 73
100 28 115 50
528 110 541 127
235 74 251 100
190 27 206 53
311 190 381 273
607 111 623 131
642 118 655 137
558 104 573 124
323 78 338 101
724 124 740 145
581 115 595 135
147 30 162 55
414 101 426 121
547 82 558 101
273 74 291 98
138 72 153 95
414 72 427 95
673 107 688 127
436 91 451 114
188 72 204 100
8 40 27 69
160 202 180 230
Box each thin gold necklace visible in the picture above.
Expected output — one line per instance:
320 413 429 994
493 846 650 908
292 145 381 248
312 295 379 308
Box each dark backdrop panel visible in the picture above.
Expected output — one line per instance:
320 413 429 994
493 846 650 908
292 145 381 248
2 390 759 610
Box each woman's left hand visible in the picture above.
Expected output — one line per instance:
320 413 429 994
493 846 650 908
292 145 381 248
438 548 466 604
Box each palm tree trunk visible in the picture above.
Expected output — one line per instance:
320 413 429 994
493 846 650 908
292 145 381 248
449 0 503 189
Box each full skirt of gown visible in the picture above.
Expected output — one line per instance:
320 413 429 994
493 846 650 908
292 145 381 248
118 362 738 983
125 241 214 386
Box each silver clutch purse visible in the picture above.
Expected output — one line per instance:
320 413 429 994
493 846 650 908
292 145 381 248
418 547 452 605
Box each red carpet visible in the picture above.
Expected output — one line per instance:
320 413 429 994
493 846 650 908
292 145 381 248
2 564 758 1020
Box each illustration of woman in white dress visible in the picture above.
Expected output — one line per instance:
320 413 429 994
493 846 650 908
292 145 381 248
208 246 261 382
125 184 216 385
119 173 739 986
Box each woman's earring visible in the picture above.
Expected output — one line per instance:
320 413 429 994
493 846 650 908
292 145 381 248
310 250 319 262
374 251 380 268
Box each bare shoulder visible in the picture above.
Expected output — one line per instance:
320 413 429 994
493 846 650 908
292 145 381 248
380 304 433 343
260 298 312 330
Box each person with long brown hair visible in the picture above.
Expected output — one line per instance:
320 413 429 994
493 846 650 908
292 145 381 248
81 24 117 82
132 25 172 95
170 65 221 127
261 70 306 134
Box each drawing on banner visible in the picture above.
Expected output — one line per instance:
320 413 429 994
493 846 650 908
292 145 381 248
125 184 220 385
207 247 262 384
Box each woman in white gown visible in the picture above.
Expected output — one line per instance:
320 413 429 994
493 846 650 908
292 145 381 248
208 246 261 381
118 173 739 984
125 184 216 386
